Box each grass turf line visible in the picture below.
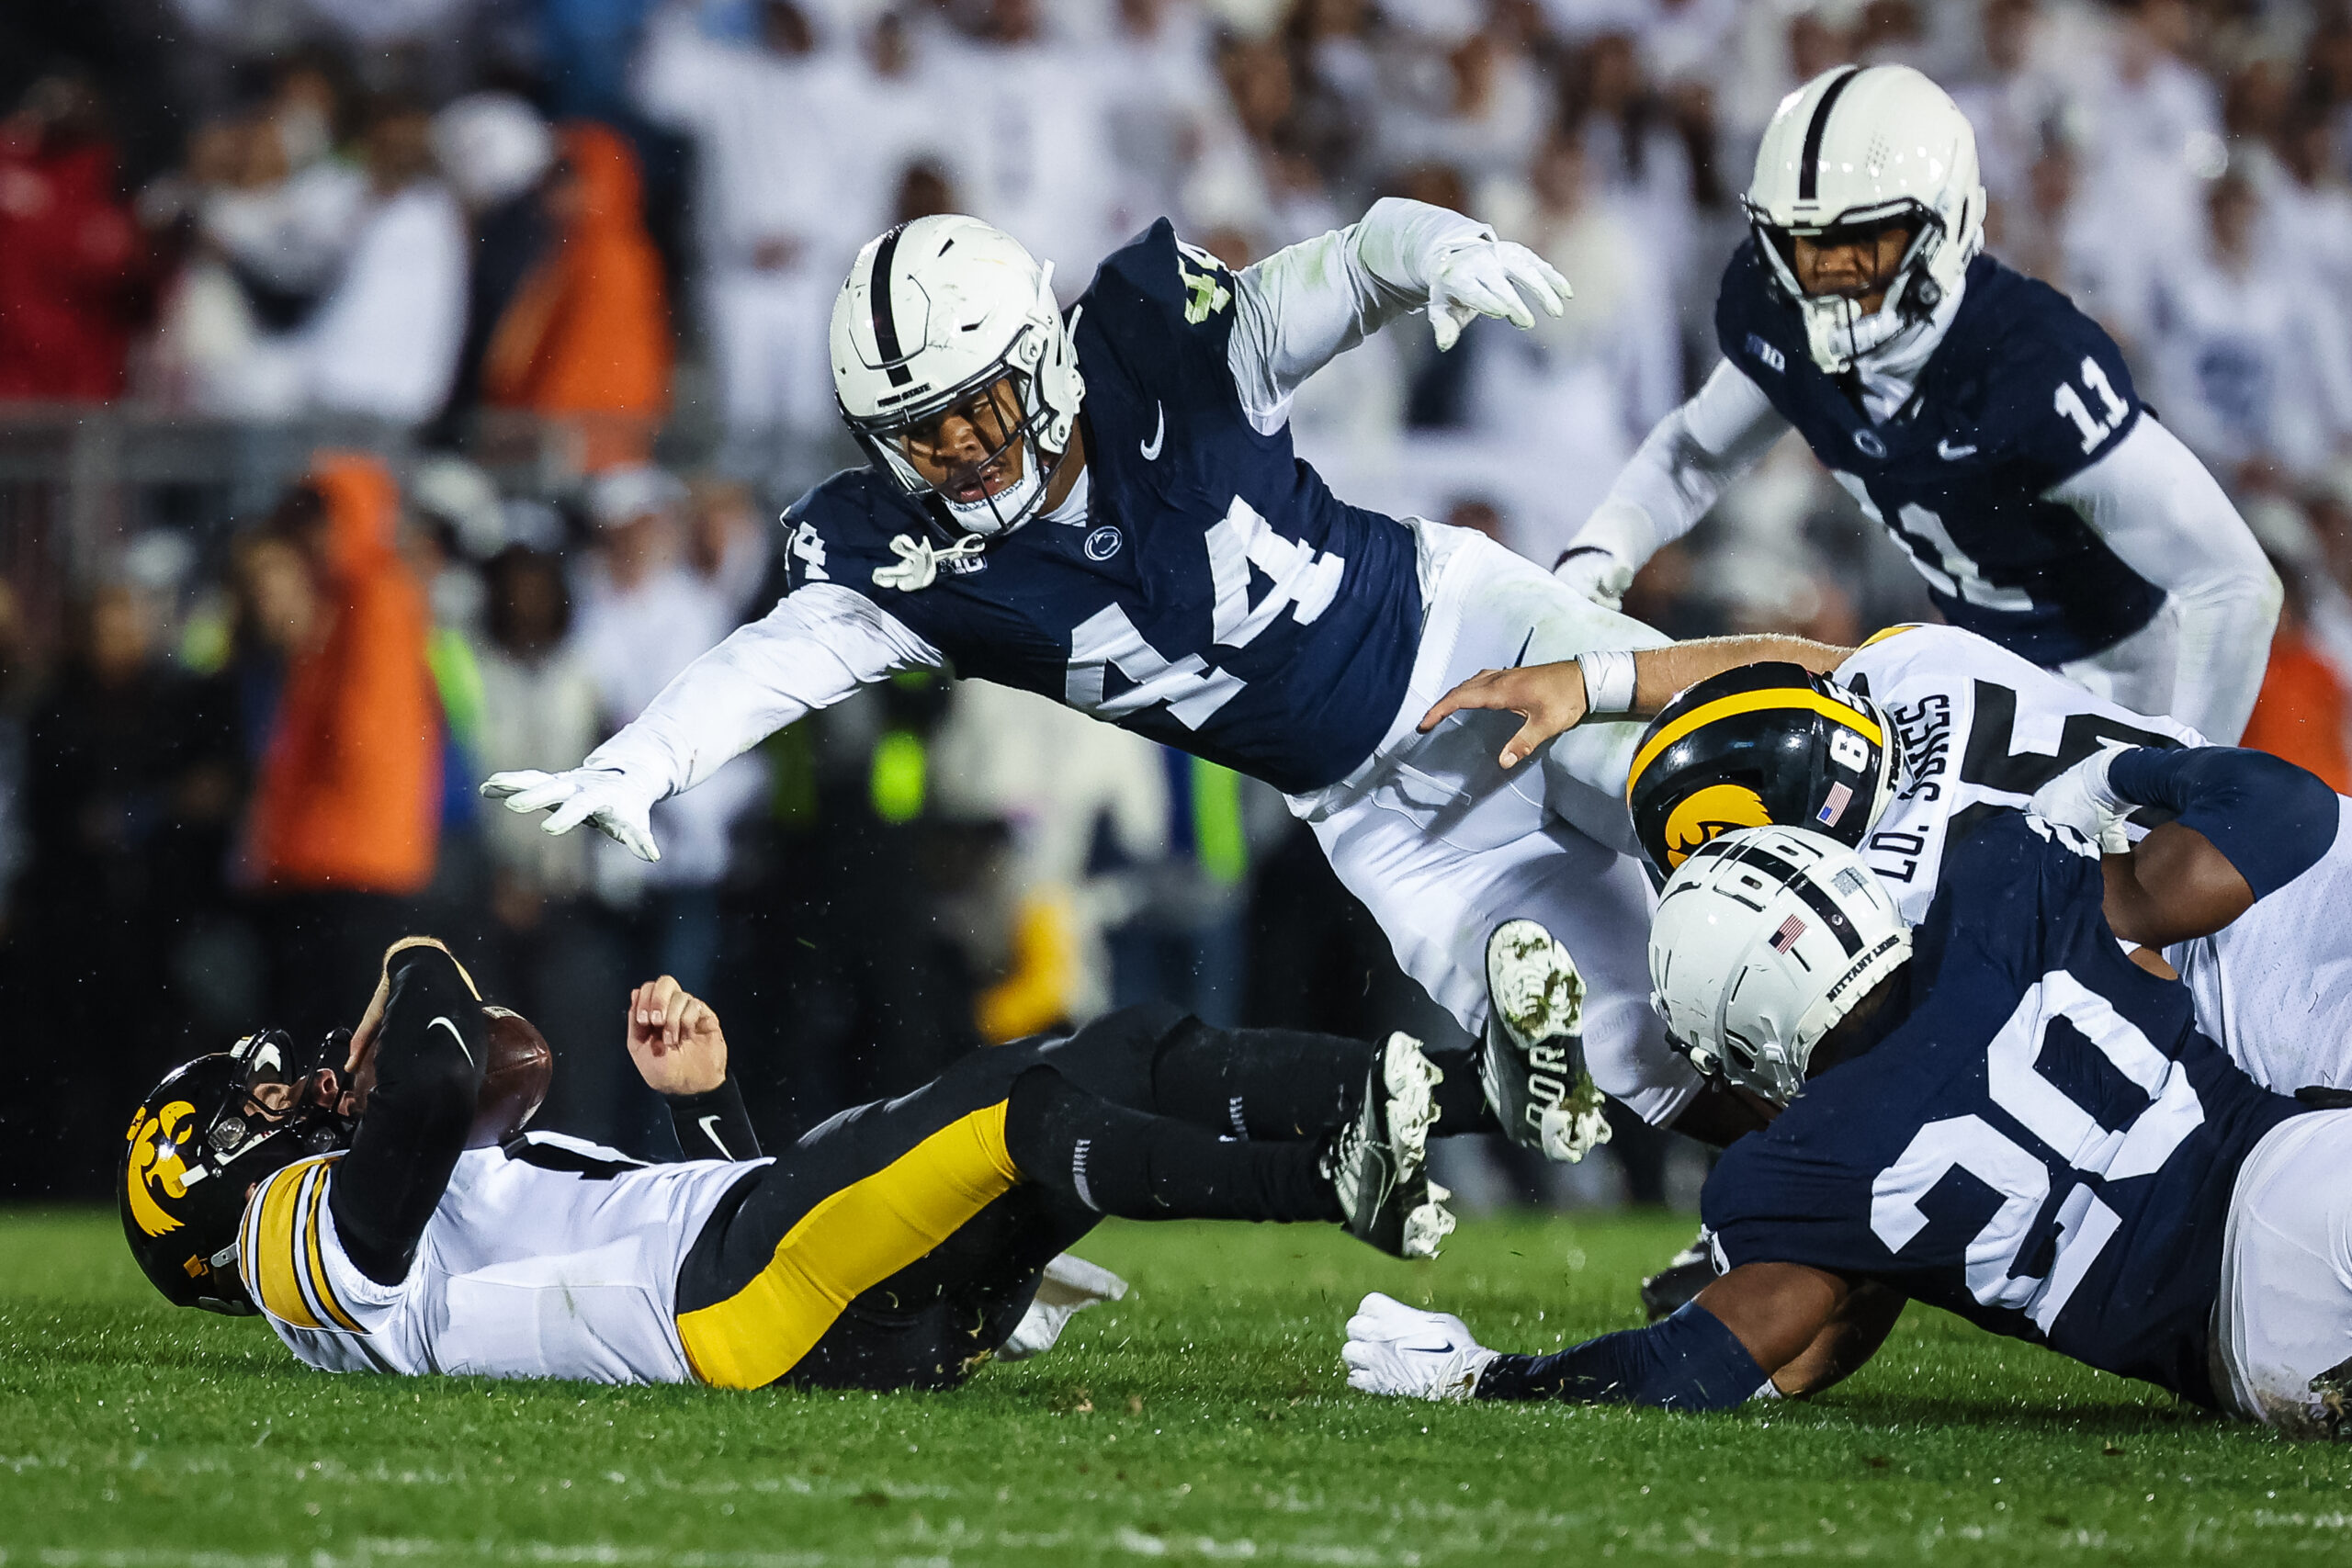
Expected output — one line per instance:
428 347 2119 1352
1 1207 2346 1564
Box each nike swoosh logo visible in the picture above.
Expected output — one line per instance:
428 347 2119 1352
429 1016 475 1067
1937 439 1976 459
1511 629 1535 668
1140 402 1165 461
1405 1340 1457 1356
697 1114 734 1159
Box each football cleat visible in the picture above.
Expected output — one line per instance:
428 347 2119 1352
1324 1036 1455 1260
1482 920 1611 1163
2310 1353 2352 1439
1639 1226 1722 1322
1342 1292 1496 1401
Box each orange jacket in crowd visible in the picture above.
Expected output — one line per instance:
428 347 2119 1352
2239 622 2352 795
245 454 441 894
481 121 671 468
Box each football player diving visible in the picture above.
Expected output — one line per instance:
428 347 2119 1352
121 930 1594 1387
1346 744 2352 1438
477 200 1828 1160
1549 63 2278 745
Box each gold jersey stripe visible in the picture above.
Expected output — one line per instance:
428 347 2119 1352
302 1169 365 1334
1627 688 1887 803
1859 624 1921 649
677 1100 1022 1390
249 1160 325 1329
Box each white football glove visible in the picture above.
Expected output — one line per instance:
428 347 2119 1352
1341 1292 1497 1401
1427 239 1571 353
1553 546 1636 612
2027 746 2135 855
480 766 664 863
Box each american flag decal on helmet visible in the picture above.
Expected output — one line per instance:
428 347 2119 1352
1817 782 1853 826
1770 914 1807 953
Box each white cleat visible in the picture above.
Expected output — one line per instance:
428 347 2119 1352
1324 1038 1457 1260
1379 1032 1442 1176
1484 919 1612 1163
1342 1292 1496 1401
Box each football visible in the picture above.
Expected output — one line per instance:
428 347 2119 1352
469 1005 554 1148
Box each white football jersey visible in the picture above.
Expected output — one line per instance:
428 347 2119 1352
1840 624 2352 1093
1838 625 2203 923
236 1132 763 1383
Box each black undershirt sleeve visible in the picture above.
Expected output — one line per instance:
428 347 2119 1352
328 947 488 1285
666 1077 762 1162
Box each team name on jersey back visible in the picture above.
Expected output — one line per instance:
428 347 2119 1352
1704 813 2304 1404
1718 249 2165 665
781 221 1424 796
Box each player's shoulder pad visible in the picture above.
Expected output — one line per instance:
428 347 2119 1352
1938 256 2140 486
779 468 930 596
1080 219 1238 353
1931 807 2102 962
1713 238 1802 385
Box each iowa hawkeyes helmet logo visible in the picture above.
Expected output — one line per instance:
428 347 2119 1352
1662 783 1772 869
125 1100 198 1239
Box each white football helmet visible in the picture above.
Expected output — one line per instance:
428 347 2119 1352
1747 64 1985 375
1647 826 1911 1106
831 215 1085 539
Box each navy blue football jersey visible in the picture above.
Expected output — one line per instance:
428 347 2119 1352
1703 813 2305 1405
1717 246 2164 666
780 222 1424 796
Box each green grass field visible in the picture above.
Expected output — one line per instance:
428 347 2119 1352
3 1207 2347 1565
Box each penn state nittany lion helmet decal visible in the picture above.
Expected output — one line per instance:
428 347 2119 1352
1626 662 1896 882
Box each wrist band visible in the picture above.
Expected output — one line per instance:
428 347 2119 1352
1577 649 1639 716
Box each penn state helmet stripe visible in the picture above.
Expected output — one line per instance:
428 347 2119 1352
1720 842 1866 959
867 223 913 388
1797 66 1864 204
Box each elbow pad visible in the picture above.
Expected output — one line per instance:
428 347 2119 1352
1475 1303 1767 1411
2109 746 2339 898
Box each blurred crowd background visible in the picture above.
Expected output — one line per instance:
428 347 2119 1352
5 0 2352 1207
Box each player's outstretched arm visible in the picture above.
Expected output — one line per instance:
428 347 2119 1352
627 976 762 1161
2052 746 2342 949
1554 360 1791 608
1227 198 1567 432
331 941 490 1285
1346 1262 1849 1409
2044 416 2280 744
1419 635 1857 769
1766 1280 1905 1400
481 584 941 861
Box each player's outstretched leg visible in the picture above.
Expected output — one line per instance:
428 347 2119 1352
1483 919 1611 1162
1004 1055 1457 1260
1049 1009 1496 1145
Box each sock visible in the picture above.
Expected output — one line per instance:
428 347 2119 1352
1148 1020 1375 1140
1425 1043 1498 1135
1004 1066 1341 1224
